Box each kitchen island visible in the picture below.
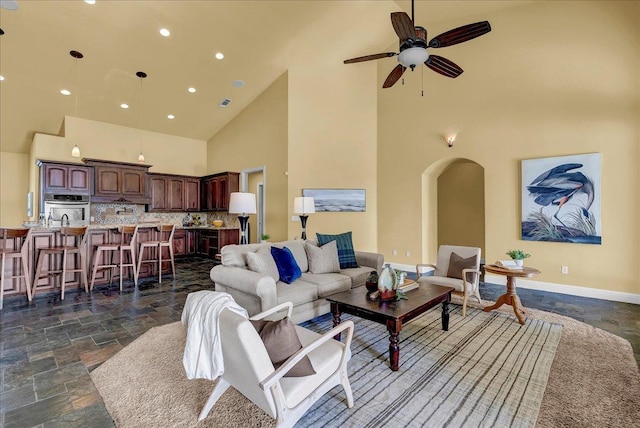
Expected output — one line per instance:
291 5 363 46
0 224 238 298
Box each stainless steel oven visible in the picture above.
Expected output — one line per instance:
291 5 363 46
43 194 91 226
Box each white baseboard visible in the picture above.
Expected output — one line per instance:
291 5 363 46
484 274 640 305
388 263 426 274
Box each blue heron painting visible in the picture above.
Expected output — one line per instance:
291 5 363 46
521 154 601 244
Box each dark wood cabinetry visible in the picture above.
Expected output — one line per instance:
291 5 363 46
196 228 239 257
173 229 196 257
83 158 151 204
200 172 239 211
149 174 200 212
38 160 92 195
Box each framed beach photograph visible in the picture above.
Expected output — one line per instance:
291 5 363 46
302 189 366 212
521 153 601 244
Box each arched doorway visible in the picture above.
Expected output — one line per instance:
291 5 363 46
421 158 485 263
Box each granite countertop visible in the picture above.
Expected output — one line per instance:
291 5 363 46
22 224 239 232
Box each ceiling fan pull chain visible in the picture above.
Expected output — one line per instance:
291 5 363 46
421 64 424 97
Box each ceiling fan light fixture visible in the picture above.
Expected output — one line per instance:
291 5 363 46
71 144 81 158
398 47 429 70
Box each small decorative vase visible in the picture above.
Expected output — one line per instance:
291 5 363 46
515 259 524 267
365 271 379 294
378 264 397 302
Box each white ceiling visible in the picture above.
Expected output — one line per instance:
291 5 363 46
0 0 532 154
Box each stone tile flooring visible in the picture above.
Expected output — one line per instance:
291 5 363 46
0 259 638 427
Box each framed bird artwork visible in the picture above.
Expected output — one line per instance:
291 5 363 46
521 153 601 244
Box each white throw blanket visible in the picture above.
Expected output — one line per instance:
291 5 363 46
181 290 247 380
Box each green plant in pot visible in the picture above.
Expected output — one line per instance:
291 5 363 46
260 234 270 242
506 249 531 266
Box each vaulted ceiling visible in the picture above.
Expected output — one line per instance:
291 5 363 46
0 0 532 154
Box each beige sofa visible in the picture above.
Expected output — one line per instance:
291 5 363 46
210 240 384 324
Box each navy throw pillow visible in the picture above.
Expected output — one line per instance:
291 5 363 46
270 246 302 284
316 231 358 269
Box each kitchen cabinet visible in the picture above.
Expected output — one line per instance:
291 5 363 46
173 229 196 257
37 160 92 195
84 158 151 204
200 172 239 211
149 174 200 212
196 228 239 258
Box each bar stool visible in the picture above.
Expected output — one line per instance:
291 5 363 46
0 228 33 309
90 225 139 292
33 226 88 300
137 224 176 283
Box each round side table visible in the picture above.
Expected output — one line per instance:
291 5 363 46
483 265 541 324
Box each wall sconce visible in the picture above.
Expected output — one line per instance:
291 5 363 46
444 134 456 148
71 144 81 157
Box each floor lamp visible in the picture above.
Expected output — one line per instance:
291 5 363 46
229 192 256 244
294 196 315 240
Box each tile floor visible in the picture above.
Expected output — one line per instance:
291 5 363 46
1 259 638 427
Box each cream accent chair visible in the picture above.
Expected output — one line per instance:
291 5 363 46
198 302 355 427
416 245 482 317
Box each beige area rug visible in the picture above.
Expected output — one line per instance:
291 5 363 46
91 298 640 427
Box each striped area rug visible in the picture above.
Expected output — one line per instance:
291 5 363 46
298 306 562 428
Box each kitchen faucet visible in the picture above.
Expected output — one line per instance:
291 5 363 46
61 214 70 226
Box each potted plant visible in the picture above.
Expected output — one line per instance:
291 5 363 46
394 269 407 285
506 249 531 266
260 234 270 243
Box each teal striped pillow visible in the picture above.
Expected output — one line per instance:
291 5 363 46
316 231 358 269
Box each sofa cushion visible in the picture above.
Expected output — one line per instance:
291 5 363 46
305 240 340 274
417 275 467 293
339 266 376 289
276 280 318 307
316 231 358 269
446 252 478 280
246 246 279 281
221 243 263 267
273 240 308 273
301 273 351 297
250 317 316 377
271 246 302 284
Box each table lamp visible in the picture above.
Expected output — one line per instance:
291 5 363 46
294 196 315 240
229 192 256 244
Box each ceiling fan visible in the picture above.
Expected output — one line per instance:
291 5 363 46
344 0 491 88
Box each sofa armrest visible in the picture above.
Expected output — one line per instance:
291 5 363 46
210 265 277 307
355 251 384 274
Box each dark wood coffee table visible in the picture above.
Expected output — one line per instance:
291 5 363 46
326 284 454 371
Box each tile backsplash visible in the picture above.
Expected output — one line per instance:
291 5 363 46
91 203 240 227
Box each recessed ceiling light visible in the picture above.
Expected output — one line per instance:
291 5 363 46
120 103 129 109
232 80 245 88
0 75 4 81
215 52 224 60
167 114 175 119
60 89 71 96
160 28 170 37
188 87 196 93
84 0 96 4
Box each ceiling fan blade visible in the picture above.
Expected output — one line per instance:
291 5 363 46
428 21 491 48
344 52 397 64
425 55 463 78
382 64 406 88
391 12 416 42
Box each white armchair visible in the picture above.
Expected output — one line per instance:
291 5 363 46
198 302 354 427
416 245 482 317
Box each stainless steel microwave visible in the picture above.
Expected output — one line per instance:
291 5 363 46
43 194 90 226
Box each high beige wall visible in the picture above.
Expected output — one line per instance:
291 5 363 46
0 152 30 227
437 161 485 253
207 73 289 243
378 1 639 294
287 63 378 251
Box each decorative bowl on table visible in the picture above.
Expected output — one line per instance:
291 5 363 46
212 220 224 227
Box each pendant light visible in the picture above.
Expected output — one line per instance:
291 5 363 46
70 50 84 157
136 71 147 163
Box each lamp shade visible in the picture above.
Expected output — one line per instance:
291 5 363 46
228 192 256 214
294 197 315 215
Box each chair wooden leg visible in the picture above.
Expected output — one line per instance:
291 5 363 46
22 253 33 302
137 245 146 285
90 249 102 291
169 245 175 279
198 378 230 421
80 251 88 294
131 249 139 286
341 370 354 408
61 250 68 301
158 245 162 283
33 250 46 299
119 248 124 292
473 288 482 303
462 291 468 317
